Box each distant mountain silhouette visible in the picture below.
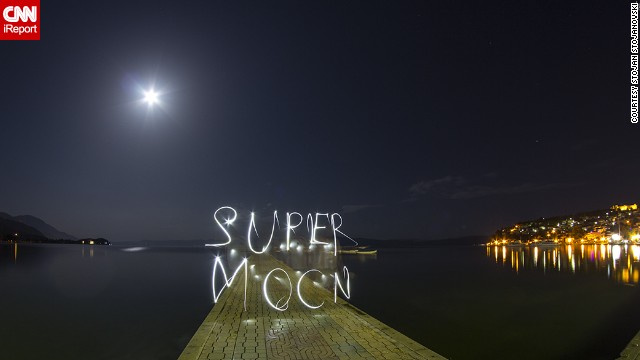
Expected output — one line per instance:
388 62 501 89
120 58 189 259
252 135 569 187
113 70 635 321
0 212 76 240
13 215 76 240
0 217 47 241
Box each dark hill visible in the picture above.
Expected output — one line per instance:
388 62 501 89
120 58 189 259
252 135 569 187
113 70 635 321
13 215 76 240
0 218 47 241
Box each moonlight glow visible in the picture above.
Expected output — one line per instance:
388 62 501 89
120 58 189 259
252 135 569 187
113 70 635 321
142 89 159 106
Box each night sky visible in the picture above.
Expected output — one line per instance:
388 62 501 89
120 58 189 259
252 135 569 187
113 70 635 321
0 1 636 242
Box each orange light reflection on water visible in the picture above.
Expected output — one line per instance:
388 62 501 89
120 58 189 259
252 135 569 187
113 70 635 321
488 244 640 284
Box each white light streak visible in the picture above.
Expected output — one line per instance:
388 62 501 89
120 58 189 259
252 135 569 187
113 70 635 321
121 247 146 252
334 266 351 303
297 269 325 309
212 256 247 310
263 268 292 311
247 211 279 254
310 213 330 245
205 207 355 258
306 213 314 237
286 212 303 251
205 206 357 311
206 206 237 247
331 213 357 256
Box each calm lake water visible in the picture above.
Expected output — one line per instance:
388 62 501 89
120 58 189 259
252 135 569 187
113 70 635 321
0 244 214 360
1 243 639 360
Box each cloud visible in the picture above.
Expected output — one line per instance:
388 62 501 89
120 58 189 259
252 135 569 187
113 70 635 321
341 204 381 214
408 175 574 200
408 176 464 196
448 182 571 199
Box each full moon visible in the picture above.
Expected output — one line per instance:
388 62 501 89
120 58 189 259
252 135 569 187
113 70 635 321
143 89 159 106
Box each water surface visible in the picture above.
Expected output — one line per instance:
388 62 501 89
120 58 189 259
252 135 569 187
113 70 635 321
1 243 638 360
0 244 213 360
342 245 640 360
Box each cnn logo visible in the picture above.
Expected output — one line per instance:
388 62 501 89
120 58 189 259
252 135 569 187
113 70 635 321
1 0 40 40
3 6 37 22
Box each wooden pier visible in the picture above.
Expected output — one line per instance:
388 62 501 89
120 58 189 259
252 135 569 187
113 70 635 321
618 331 640 360
179 254 446 360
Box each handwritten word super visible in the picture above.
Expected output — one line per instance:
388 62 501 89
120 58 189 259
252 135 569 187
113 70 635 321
205 206 357 255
